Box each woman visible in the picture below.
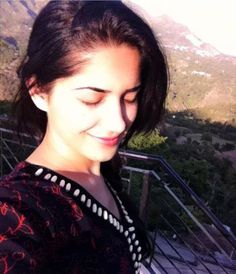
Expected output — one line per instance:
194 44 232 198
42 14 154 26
0 1 168 273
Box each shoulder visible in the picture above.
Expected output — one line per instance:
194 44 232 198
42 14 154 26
0 162 57 214
0 162 85 273
0 162 85 238
0 162 50 239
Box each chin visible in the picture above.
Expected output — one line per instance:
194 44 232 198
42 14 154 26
98 153 116 163
91 147 118 163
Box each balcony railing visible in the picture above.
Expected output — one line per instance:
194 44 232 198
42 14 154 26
1 124 236 274
119 150 236 273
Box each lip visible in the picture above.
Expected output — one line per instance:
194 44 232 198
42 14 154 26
88 134 121 146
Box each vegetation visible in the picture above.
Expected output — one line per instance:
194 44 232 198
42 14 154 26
126 111 236 235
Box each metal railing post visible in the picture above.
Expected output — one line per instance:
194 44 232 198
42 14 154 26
139 171 152 226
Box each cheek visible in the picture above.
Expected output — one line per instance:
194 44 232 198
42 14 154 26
49 99 98 132
70 109 99 133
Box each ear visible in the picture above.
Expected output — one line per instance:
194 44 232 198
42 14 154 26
26 76 48 112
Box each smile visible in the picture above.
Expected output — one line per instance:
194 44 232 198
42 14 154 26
88 134 120 146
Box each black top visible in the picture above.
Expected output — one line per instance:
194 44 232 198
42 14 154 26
0 161 144 274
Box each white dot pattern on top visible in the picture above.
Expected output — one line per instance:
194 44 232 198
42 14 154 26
34 167 143 273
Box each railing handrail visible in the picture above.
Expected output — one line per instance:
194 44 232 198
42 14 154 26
0 126 38 140
118 149 236 250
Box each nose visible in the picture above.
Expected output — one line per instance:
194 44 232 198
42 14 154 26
101 99 126 134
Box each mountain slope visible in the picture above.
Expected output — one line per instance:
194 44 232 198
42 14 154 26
152 16 236 125
0 0 47 51
0 0 48 100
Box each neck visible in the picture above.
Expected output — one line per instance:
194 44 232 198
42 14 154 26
27 133 101 177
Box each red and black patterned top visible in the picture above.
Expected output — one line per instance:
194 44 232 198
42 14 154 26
0 162 145 274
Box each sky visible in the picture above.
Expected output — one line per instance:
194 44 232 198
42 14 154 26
129 0 236 56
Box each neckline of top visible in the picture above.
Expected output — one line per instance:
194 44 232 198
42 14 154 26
20 160 126 223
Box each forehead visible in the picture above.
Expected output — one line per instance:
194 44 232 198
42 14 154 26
53 44 141 91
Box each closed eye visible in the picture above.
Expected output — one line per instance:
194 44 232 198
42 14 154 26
80 100 101 106
123 92 139 104
124 97 137 104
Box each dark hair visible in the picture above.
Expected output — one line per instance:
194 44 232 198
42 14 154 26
14 0 168 140
13 0 169 259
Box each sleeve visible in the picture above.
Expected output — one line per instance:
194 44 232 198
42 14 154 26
0 200 39 273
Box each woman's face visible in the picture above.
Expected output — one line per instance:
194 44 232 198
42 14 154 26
43 45 141 163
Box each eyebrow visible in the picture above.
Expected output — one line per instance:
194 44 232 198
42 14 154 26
73 84 141 93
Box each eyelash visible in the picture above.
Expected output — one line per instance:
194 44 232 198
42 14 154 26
81 96 138 106
81 101 101 106
125 97 138 103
